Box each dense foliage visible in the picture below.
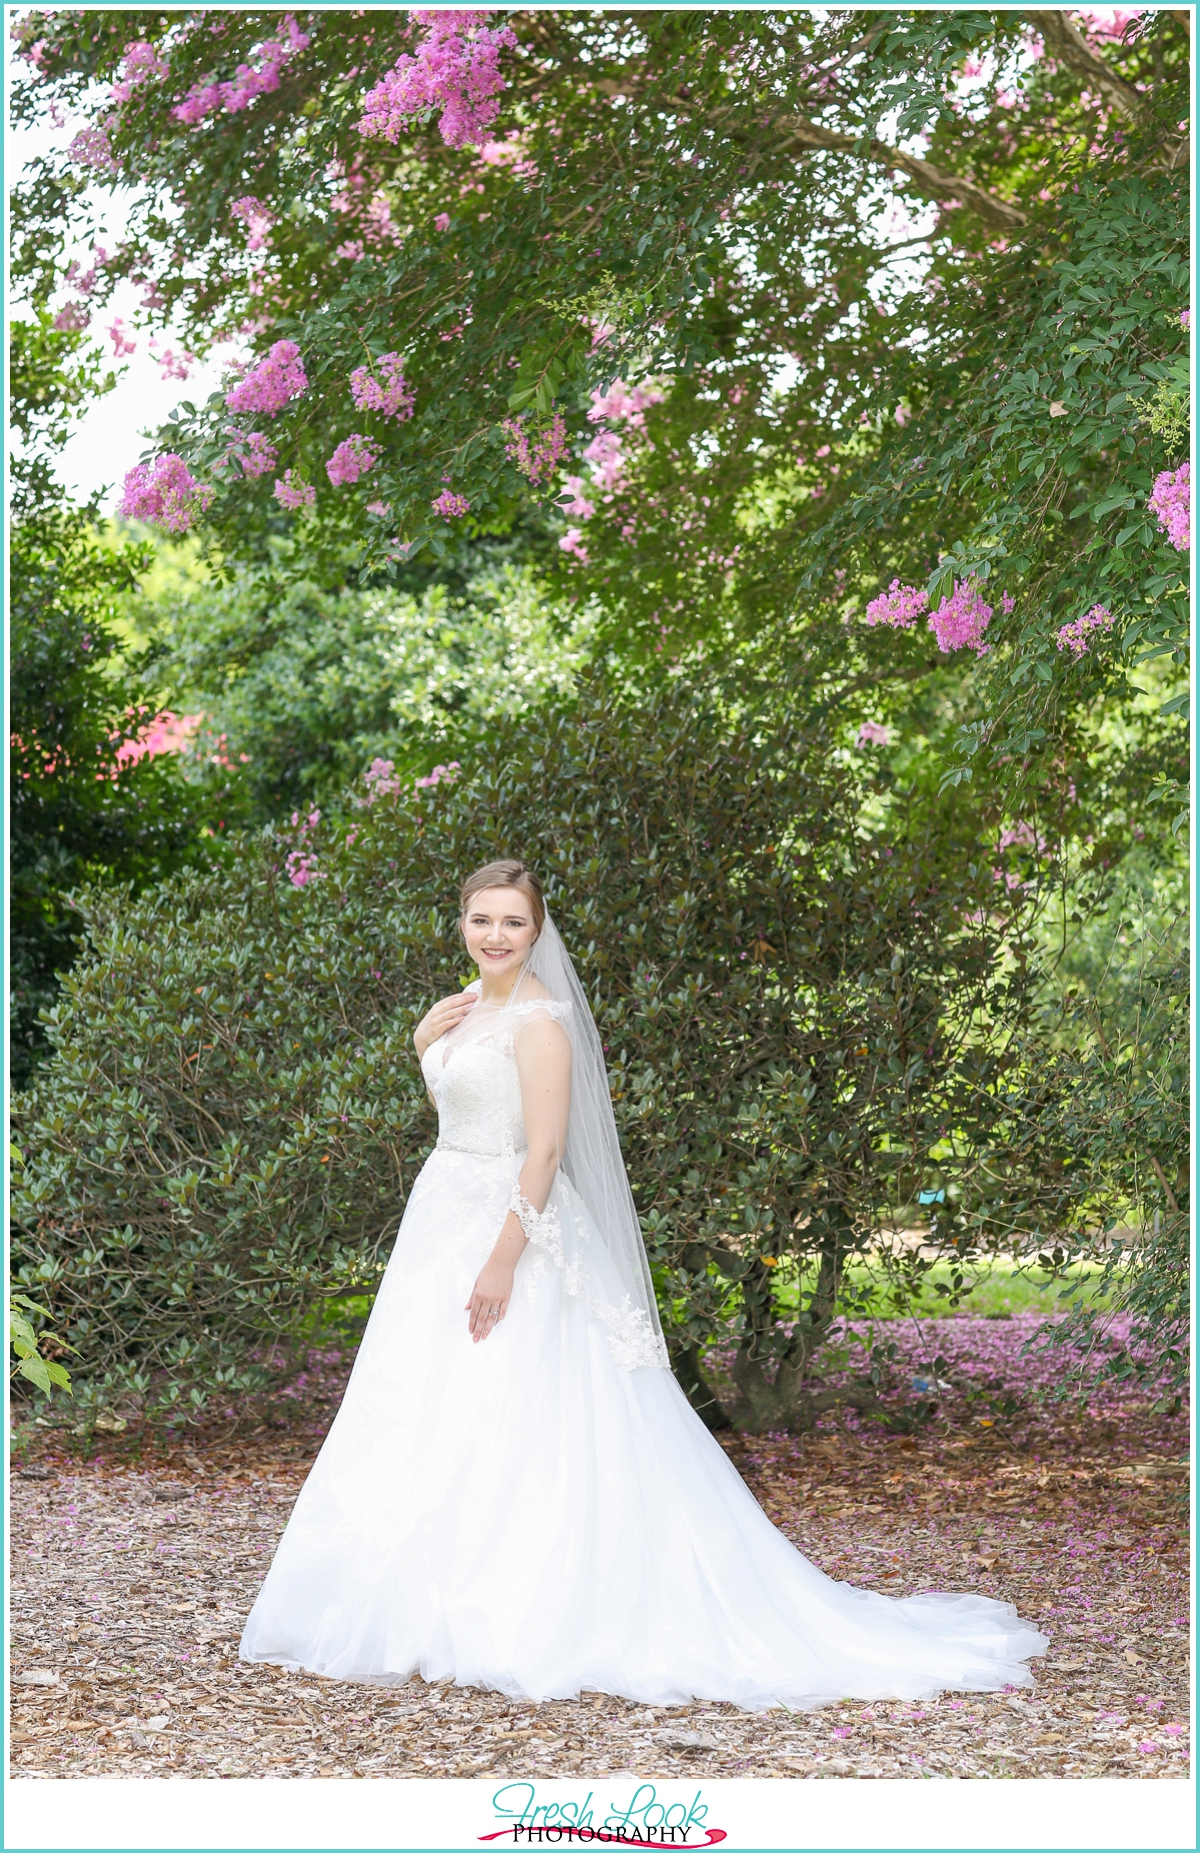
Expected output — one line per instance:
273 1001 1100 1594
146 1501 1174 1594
9 315 209 1085
12 677 1067 1432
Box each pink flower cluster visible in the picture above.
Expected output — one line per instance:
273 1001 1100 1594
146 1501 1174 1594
274 471 316 512
119 454 214 534
864 579 929 629
502 409 569 486
415 761 461 789
349 353 414 420
856 721 891 747
359 9 517 149
558 476 596 520
68 126 117 173
107 317 137 358
285 808 323 888
173 15 310 125
928 580 1000 655
230 195 275 251
362 757 401 802
1149 463 1190 551
225 340 307 418
998 821 1048 854
588 380 663 428
1056 603 1115 660
432 488 470 518
114 710 203 770
1181 309 1191 332
236 432 278 479
325 435 379 487
52 302 90 333
559 527 589 562
151 342 195 381
110 38 168 102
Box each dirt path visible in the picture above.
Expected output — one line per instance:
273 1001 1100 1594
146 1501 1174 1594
10 1320 1189 1782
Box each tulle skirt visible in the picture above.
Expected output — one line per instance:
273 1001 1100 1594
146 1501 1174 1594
240 1147 1048 1708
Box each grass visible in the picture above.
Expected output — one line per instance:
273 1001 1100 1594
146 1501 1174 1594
773 1256 1114 1323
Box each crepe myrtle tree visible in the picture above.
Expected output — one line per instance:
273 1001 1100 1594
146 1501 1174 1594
10 8 1188 762
12 675 1064 1432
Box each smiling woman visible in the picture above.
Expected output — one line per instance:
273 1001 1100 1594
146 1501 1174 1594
239 853 1048 1709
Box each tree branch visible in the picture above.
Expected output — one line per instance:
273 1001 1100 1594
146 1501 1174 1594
778 116 1028 231
1025 9 1148 122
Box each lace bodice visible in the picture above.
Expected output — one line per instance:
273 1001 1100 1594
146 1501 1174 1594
420 1001 570 1157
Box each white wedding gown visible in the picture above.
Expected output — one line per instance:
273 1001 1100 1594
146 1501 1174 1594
241 1005 1048 1709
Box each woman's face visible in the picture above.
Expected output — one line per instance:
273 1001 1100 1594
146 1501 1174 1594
461 886 539 979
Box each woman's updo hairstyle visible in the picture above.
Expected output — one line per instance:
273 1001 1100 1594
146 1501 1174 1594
459 859 546 937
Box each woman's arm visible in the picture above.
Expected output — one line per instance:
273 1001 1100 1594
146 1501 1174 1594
465 1013 572 1342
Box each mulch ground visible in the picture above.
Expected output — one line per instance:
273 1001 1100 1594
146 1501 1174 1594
9 1313 1190 1781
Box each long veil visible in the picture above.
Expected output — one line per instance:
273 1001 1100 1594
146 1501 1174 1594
513 911 668 1370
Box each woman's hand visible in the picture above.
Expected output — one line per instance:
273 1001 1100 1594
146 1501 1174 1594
413 989 477 1060
465 1259 515 1342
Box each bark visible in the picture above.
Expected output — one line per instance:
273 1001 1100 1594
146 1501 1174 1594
1025 9 1148 122
778 116 1029 231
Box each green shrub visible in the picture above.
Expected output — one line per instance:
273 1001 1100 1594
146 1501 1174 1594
13 677 1047 1431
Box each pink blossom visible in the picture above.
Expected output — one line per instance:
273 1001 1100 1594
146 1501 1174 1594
156 349 190 380
363 757 401 801
286 850 320 888
107 318 137 358
114 710 203 769
273 470 316 511
1056 603 1115 659
65 247 110 298
431 488 470 518
110 38 168 101
581 427 626 494
558 474 596 521
998 821 1047 854
856 721 891 748
928 580 993 654
1181 309 1191 331
325 435 380 487
587 378 664 428
52 302 90 333
559 527 589 562
335 239 365 262
1074 7 1143 42
864 580 928 629
119 455 214 534
225 340 307 418
1148 463 1190 551
236 432 278 479
366 500 391 518
69 126 117 173
350 352 414 420
230 195 275 251
502 409 569 486
364 192 402 245
414 761 460 788
173 15 310 124
359 10 517 149
434 213 451 233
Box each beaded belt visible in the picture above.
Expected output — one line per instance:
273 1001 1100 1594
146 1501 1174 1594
435 1139 517 1158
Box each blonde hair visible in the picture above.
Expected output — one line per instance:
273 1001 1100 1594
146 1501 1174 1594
459 859 546 936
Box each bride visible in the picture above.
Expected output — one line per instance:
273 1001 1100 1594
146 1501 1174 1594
241 859 1047 1708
